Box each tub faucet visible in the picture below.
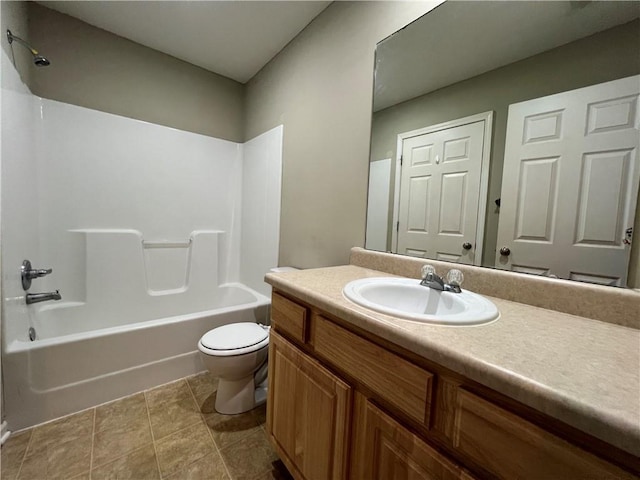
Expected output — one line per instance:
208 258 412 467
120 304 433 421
26 290 62 305
420 265 463 293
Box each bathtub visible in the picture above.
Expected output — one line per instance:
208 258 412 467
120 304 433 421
2 283 270 430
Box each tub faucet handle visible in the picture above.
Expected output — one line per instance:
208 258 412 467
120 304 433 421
21 259 53 290
30 268 52 278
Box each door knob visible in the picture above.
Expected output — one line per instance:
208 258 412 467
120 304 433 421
462 242 472 250
499 246 511 256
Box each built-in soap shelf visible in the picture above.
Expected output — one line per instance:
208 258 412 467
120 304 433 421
142 236 194 294
69 229 224 302
141 239 192 249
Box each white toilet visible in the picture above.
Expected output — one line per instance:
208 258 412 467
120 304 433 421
198 322 270 415
198 267 298 414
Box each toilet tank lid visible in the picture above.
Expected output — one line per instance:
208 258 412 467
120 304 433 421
201 323 268 350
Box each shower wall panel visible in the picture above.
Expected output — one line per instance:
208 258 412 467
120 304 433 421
36 100 244 304
1 51 42 346
241 125 283 296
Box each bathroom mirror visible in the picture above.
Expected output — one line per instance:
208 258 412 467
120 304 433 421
367 0 640 287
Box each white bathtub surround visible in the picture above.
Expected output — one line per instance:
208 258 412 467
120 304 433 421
1 53 283 429
241 126 283 297
1 51 42 361
35 97 245 308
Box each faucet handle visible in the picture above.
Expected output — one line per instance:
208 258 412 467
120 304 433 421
446 269 464 287
421 264 437 279
30 268 52 278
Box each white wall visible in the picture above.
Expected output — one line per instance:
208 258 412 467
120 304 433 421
241 125 283 296
1 50 41 350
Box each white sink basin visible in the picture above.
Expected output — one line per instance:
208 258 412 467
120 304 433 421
343 277 499 326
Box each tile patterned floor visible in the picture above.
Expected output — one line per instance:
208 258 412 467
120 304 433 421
1 372 292 480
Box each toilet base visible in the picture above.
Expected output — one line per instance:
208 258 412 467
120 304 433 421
255 381 267 408
214 376 258 414
214 376 267 414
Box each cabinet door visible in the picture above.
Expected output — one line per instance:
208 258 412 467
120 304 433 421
452 389 635 479
351 392 474 480
267 331 351 480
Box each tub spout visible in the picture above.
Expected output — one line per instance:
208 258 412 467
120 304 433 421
26 290 61 305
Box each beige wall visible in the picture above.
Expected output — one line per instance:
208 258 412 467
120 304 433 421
245 1 439 268
371 20 640 268
26 3 245 142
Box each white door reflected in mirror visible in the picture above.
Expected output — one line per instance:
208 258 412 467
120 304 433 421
393 112 492 266
497 76 640 287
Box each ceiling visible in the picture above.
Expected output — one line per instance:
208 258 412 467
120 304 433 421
374 1 640 111
38 1 331 84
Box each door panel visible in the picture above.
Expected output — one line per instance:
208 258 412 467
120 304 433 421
497 75 640 286
575 150 631 245
439 172 467 235
398 120 487 265
407 175 432 232
514 156 559 242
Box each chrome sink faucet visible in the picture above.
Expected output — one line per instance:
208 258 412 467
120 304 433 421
420 265 464 293
26 290 62 305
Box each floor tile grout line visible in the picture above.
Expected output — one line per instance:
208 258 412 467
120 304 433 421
143 390 164 480
212 420 263 453
184 377 201 410
152 419 204 444
13 403 97 434
92 394 149 436
163 447 226 480
13 428 35 480
151 417 214 479
145 379 203 443
200 410 233 480
88 407 96 480
88 396 152 470
185 375 234 480
207 407 264 453
89 443 155 472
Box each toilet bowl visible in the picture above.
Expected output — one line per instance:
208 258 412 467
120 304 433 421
198 322 269 415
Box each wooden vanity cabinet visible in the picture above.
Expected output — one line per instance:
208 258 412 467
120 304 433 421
451 388 634 479
267 331 351 480
351 391 475 480
267 291 638 480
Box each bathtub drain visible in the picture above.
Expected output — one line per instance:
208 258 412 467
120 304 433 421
28 327 36 341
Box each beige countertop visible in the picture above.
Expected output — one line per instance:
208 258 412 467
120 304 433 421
265 264 640 457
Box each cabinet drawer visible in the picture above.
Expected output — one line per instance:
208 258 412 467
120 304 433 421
453 389 634 479
271 292 308 343
313 315 433 426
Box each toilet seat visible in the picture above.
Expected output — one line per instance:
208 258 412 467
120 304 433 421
199 323 269 357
